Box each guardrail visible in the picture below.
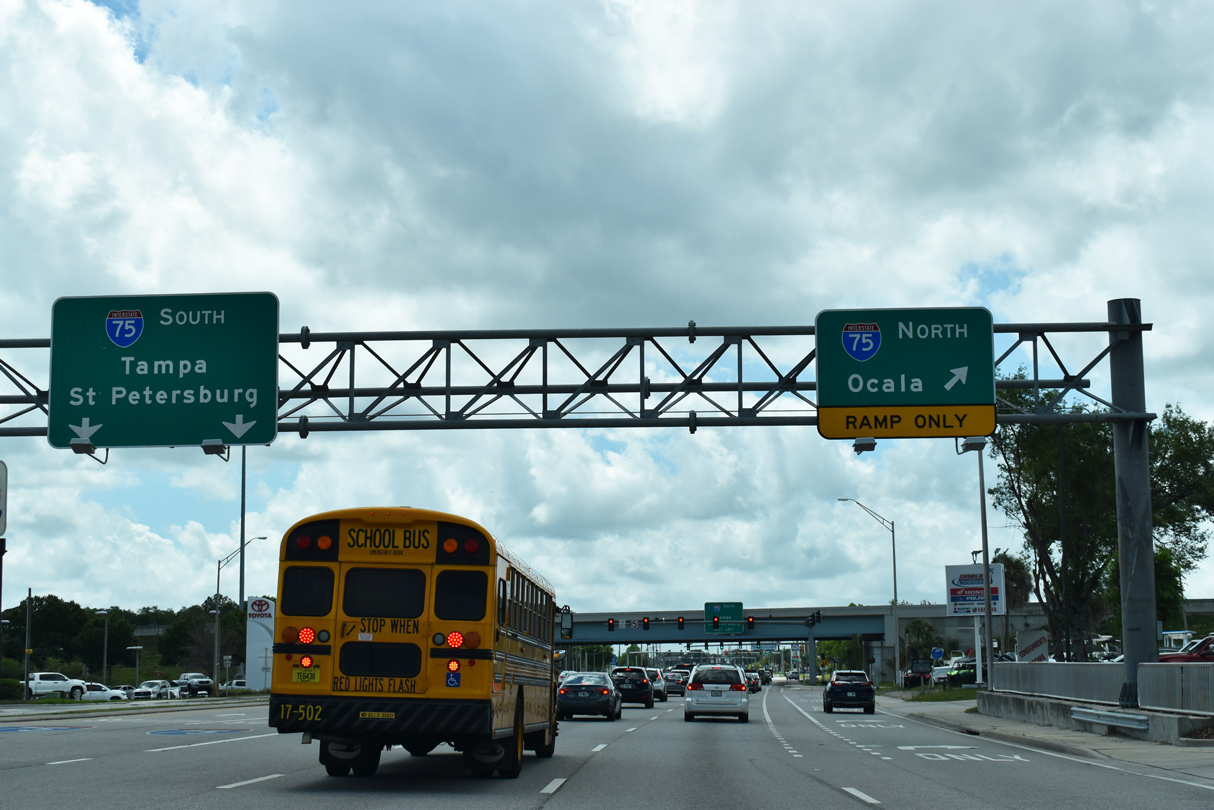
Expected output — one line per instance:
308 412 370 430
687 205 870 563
1070 706 1149 731
994 662 1214 716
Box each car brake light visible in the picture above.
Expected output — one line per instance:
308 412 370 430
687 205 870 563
687 683 703 691
559 688 567 695
730 683 746 691
600 689 609 695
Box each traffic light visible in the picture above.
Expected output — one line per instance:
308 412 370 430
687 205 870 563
712 615 720 630
746 616 754 631
607 618 616 632
677 616 685 630
642 617 650 631
814 610 823 624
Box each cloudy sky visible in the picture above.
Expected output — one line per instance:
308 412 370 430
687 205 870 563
2 0 1213 621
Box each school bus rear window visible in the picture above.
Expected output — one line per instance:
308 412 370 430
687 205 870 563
340 641 422 678
281 566 335 616
434 570 488 621
343 568 425 618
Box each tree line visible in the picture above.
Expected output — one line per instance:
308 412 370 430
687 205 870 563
0 592 271 685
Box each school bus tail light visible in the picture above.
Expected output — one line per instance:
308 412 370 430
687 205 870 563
282 626 299 643
298 627 316 644
447 660 460 672
446 631 464 649
300 655 314 668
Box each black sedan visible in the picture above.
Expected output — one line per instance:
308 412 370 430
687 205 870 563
557 673 621 720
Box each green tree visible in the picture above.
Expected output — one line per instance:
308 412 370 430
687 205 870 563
1103 547 1186 636
903 618 945 661
992 550 1033 654
990 378 1214 660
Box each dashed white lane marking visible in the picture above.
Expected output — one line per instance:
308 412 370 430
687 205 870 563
592 744 608 752
218 774 284 789
540 778 566 794
843 786 881 804
47 758 91 765
782 693 892 760
625 727 637 733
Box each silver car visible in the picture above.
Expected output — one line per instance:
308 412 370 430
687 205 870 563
684 664 749 722
644 668 668 702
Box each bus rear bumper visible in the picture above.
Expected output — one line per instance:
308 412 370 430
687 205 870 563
269 694 492 743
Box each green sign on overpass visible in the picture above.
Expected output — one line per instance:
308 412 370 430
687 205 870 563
705 601 744 634
48 292 279 449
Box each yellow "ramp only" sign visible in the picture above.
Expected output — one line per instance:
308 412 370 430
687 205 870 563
818 405 996 439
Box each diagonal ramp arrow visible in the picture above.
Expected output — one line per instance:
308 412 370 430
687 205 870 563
944 367 969 391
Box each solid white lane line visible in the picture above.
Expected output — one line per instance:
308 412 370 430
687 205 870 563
218 774 284 789
540 778 566 794
47 758 91 765
843 787 881 804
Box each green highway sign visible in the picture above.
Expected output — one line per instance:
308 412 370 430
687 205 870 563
704 601 744 634
49 292 279 449
815 307 995 439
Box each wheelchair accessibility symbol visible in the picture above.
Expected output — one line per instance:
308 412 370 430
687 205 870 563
446 672 461 687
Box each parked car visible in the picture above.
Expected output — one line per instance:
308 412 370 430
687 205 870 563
610 666 655 708
644 668 668 702
685 664 749 722
665 669 690 697
930 665 951 685
1159 634 1214 663
80 682 129 701
902 669 930 688
944 658 986 687
823 669 875 714
25 671 88 700
114 684 136 699
131 679 181 700
219 679 248 692
557 672 621 720
178 672 215 697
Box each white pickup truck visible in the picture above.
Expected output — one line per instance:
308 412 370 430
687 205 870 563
26 671 89 700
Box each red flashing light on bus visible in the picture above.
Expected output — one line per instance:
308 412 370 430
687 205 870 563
317 534 333 550
296 535 312 550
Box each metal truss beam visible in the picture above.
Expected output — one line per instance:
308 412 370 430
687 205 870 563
0 314 1153 439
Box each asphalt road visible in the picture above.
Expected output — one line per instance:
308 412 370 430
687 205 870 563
2 686 1212 809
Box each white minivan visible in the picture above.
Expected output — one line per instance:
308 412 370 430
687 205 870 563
684 664 749 722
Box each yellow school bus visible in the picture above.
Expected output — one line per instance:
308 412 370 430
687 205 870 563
268 507 558 778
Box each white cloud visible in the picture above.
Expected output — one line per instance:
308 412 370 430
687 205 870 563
1 0 1212 617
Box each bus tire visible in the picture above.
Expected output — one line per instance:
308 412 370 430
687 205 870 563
497 703 524 779
352 747 381 777
533 721 556 758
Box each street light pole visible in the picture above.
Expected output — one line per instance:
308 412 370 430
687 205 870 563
958 436 996 690
839 498 899 686
95 610 109 685
127 645 143 684
214 535 266 687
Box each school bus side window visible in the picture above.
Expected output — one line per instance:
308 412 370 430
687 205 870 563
435 570 488 621
281 566 335 616
344 568 425 618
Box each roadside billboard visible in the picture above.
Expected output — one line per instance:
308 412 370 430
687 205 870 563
945 563 1006 616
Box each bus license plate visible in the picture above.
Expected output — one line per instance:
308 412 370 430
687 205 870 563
292 668 321 684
